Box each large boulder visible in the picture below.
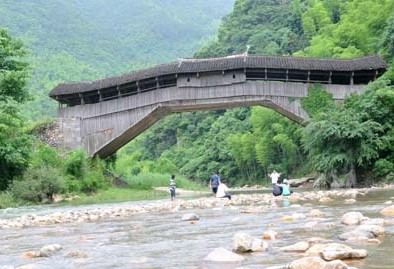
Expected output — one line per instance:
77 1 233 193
337 230 375 242
338 224 385 242
381 205 394 216
313 174 331 190
39 244 62 257
341 212 366 225
280 241 310 252
233 232 268 253
203 247 245 262
320 243 367 261
288 257 327 269
289 176 315 187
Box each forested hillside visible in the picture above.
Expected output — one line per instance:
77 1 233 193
118 0 394 187
0 0 234 119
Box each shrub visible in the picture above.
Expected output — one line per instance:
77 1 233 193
11 165 67 203
65 150 88 179
374 159 394 182
79 158 110 193
30 144 64 168
0 191 21 209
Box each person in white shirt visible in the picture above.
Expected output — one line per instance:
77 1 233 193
216 180 231 200
269 170 281 185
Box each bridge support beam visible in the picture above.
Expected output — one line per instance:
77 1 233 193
55 77 364 158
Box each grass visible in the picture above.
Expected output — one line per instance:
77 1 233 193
124 173 204 190
0 191 22 209
63 187 169 206
1 173 206 208
62 173 205 206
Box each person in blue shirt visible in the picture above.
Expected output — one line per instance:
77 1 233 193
209 171 221 196
282 179 293 196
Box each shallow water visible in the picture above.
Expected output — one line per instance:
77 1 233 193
1 188 394 269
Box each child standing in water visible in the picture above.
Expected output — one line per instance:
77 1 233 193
169 175 176 201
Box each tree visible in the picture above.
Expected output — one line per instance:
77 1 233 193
0 29 32 190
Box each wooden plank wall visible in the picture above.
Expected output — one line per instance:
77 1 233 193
57 72 365 157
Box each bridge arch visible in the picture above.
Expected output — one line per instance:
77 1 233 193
49 54 387 158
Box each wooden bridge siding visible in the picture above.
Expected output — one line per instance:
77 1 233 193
57 77 365 156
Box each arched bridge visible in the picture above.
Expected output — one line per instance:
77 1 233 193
49 54 387 158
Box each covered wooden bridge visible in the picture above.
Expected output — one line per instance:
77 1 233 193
49 54 387 157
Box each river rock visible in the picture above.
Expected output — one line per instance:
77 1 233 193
39 244 62 257
181 213 200 221
203 247 245 262
308 237 332 244
341 212 366 225
345 199 356 204
280 241 310 252
381 205 394 216
233 232 268 253
361 218 385 226
309 209 325 217
22 251 40 259
338 230 375 242
290 257 322 268
324 260 351 269
65 250 88 258
320 243 367 261
262 230 279 240
355 224 385 237
306 244 326 255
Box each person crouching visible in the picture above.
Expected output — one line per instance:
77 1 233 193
272 178 283 196
216 180 231 200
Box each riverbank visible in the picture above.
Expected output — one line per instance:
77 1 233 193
1 185 393 230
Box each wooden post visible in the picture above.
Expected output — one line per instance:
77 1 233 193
156 77 160 88
79 93 84 105
98 89 102 102
307 71 310 83
117 86 121 98
286 69 289 82
137 81 140 93
329 71 332 84
264 68 267 80
350 71 354 85
374 70 378 80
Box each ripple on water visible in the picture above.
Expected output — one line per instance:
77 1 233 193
0 188 394 268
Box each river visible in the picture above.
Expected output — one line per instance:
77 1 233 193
0 188 393 269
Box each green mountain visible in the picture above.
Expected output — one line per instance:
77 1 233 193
0 0 234 118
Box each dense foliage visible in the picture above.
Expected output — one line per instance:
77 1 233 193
0 29 32 190
292 0 394 187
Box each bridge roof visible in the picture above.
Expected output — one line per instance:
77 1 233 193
50 54 387 97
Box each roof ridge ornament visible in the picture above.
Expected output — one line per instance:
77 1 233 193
243 45 250 62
